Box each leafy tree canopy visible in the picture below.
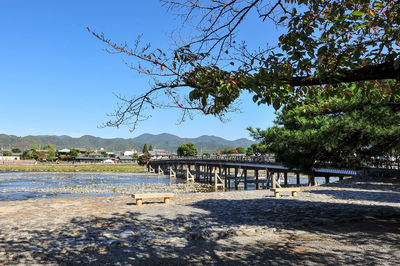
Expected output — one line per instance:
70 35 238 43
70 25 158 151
177 142 199 156
11 148 21 153
215 148 239 155
22 150 34 160
46 149 57 162
89 0 400 130
138 152 152 165
22 150 46 161
42 144 55 151
236 146 246 154
249 82 400 172
246 143 269 155
86 150 95 155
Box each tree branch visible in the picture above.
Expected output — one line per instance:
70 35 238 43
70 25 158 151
289 62 399 86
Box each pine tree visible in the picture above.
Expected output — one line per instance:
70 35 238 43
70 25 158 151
249 83 400 172
142 144 148 153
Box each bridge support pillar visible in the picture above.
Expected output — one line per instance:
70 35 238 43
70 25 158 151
223 167 228 190
194 164 198 181
255 169 259 190
244 168 248 190
234 167 239 190
265 169 270 189
308 175 316 186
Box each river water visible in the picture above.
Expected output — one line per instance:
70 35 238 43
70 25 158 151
0 172 190 201
0 171 340 201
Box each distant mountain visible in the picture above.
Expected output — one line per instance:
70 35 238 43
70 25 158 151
0 134 142 152
132 133 180 145
229 138 255 148
0 133 255 153
130 133 254 152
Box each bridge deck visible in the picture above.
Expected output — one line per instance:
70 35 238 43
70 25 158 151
150 159 357 176
148 158 357 190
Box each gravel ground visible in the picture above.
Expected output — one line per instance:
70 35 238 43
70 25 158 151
0 176 399 265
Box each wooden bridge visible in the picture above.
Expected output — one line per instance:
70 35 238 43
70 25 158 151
147 157 357 191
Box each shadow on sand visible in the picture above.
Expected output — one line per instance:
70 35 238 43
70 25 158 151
2 177 400 265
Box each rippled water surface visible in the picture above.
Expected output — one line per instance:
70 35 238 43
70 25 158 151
0 171 339 201
0 172 186 201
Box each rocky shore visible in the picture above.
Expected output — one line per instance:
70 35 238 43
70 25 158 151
1 176 400 265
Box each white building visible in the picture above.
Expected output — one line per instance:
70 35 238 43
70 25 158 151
0 156 20 161
123 149 138 157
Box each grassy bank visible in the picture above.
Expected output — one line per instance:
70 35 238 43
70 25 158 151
0 163 146 172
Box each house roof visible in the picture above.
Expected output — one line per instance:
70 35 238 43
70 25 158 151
118 156 134 160
149 150 169 156
76 156 108 160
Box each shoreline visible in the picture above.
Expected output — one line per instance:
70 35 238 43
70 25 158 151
1 176 399 264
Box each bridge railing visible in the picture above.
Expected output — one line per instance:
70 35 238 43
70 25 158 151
151 155 276 164
153 156 400 170
365 157 400 170
150 156 368 177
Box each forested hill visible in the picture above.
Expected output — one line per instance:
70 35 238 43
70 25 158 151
0 133 254 153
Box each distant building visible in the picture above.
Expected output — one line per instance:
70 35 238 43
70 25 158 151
117 156 135 163
75 154 108 163
36 149 49 153
0 156 20 161
76 148 87 154
0 146 11 153
123 149 138 157
149 149 169 159
12 152 22 157
106 152 116 157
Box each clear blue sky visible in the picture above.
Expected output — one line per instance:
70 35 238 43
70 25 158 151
0 0 278 141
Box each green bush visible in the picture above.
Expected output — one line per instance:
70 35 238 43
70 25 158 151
138 153 152 165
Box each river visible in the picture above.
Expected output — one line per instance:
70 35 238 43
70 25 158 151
0 171 339 201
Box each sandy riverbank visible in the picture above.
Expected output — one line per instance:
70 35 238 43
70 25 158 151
1 176 400 265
